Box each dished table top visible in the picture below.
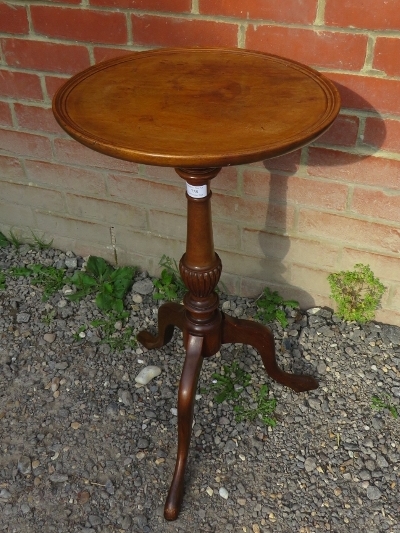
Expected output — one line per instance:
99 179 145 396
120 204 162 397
53 47 340 168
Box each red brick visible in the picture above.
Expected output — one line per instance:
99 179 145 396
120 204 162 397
246 26 367 70
326 0 400 31
0 3 29 34
250 149 301 174
35 211 111 245
24 160 107 195
66 193 147 229
31 6 128 44
149 209 240 250
291 264 332 295
0 155 25 180
14 104 63 134
328 72 400 115
1 181 66 212
45 76 69 100
199 0 317 24
0 69 42 100
90 0 191 11
94 47 134 64
52 0 81 3
0 101 12 126
298 209 400 254
373 37 400 77
341 247 400 283
54 138 137 173
2 38 90 74
108 174 184 208
131 15 238 47
351 188 400 224
316 114 359 147
243 171 348 211
242 229 339 268
0 130 52 159
364 118 400 154
212 192 295 231
308 148 400 190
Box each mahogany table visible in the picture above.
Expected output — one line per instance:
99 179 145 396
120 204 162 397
53 47 340 521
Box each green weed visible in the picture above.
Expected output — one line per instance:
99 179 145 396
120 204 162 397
234 384 277 427
8 229 24 250
209 361 251 404
0 231 10 248
8 264 67 301
68 256 135 313
255 287 299 328
153 255 186 301
30 231 53 250
371 394 398 419
90 310 137 351
328 264 385 323
203 361 277 427
0 271 6 290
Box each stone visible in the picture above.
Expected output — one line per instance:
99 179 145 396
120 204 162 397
132 293 143 304
304 457 317 472
16 313 30 323
49 473 68 483
131 279 154 295
366 486 382 500
137 438 149 449
219 487 229 499
44 333 56 343
18 456 32 475
135 366 161 385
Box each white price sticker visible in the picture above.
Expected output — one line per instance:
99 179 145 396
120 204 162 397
186 183 208 198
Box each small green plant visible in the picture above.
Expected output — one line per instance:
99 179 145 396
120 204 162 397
0 231 10 248
234 384 277 427
153 255 186 301
371 394 398 419
208 361 251 404
8 229 24 249
30 231 53 250
255 287 299 328
90 310 137 351
42 310 56 325
328 264 385 323
202 361 277 427
8 264 67 301
0 271 6 290
68 256 135 312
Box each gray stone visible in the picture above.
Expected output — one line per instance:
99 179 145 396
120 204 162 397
49 473 68 483
120 515 132 530
118 389 133 406
304 457 317 472
18 456 32 475
89 515 102 526
16 313 30 323
65 257 78 269
131 279 154 295
224 440 236 453
366 486 382 500
137 438 149 449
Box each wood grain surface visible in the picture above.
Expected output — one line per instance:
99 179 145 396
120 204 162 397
53 47 340 168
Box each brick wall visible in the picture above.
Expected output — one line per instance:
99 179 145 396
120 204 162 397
1 0 400 325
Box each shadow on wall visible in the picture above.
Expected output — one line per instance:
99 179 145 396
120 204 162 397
256 83 387 309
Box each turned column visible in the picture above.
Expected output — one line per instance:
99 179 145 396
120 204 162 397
175 167 223 357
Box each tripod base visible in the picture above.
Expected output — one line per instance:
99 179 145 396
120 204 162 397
137 302 318 520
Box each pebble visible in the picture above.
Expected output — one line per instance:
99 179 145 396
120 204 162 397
18 456 32 475
219 487 229 499
16 312 30 323
43 333 56 343
131 279 154 295
135 366 161 385
1 245 400 533
366 486 382 500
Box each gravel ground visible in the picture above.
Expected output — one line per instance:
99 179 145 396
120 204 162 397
1 244 399 533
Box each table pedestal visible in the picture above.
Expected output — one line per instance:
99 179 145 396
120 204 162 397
137 167 318 521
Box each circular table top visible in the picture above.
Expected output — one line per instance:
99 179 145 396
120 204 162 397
53 47 340 168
